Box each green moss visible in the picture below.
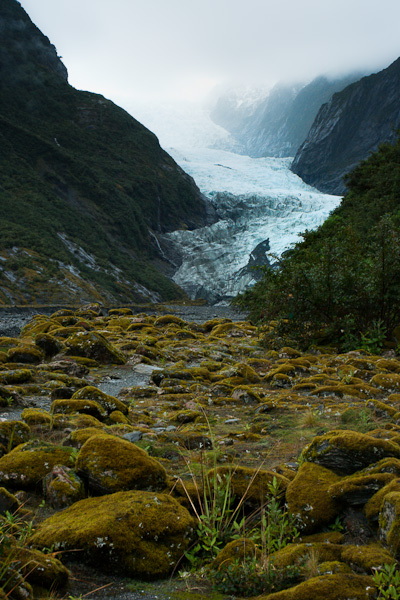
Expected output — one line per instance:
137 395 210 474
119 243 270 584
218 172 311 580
64 331 126 364
301 430 400 474
76 433 167 493
286 462 342 533
341 543 395 573
263 573 375 599
30 490 195 579
0 420 31 450
20 408 52 426
210 465 288 508
379 491 400 553
0 369 32 384
0 440 74 489
50 398 108 421
71 385 128 415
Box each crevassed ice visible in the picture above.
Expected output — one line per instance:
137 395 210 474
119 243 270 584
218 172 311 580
124 100 341 303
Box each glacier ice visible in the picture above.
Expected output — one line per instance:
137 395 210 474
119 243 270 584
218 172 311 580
123 100 341 303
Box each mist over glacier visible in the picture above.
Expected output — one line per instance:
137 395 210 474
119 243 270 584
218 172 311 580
124 100 341 303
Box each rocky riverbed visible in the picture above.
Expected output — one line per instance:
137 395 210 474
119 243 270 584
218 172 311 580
1 304 400 600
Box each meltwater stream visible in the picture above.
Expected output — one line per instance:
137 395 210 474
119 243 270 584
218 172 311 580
124 100 341 303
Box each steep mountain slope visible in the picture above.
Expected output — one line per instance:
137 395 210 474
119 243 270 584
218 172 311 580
210 74 363 158
0 0 215 305
291 58 400 194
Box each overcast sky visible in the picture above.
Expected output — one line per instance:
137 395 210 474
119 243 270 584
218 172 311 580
18 0 400 104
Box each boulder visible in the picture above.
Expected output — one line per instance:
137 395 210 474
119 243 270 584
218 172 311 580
301 430 400 474
71 386 129 415
0 440 74 489
50 399 107 421
379 490 400 554
286 462 341 533
0 421 30 450
259 573 375 599
76 434 167 494
64 331 125 364
30 490 195 579
43 465 85 508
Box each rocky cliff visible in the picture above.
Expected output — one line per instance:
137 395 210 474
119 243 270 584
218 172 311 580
291 58 400 194
0 0 215 305
210 74 363 158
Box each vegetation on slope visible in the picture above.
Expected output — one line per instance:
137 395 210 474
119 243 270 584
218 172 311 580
234 136 400 350
0 0 213 304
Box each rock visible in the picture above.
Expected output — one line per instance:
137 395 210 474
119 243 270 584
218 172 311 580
301 430 400 475
76 434 167 494
0 440 74 489
30 490 195 579
365 478 400 522
0 421 31 450
71 386 129 415
259 573 375 599
43 465 85 508
0 486 20 514
50 398 107 421
286 462 341 533
211 465 289 509
16 547 70 590
21 408 52 426
328 472 396 506
64 331 126 364
379 490 400 553
370 373 400 392
34 333 65 357
213 538 259 568
7 345 44 364
123 431 143 443
0 369 32 385
46 359 89 378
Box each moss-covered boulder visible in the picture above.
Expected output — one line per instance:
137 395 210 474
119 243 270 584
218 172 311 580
365 478 400 522
64 331 125 364
328 472 396 505
76 434 167 494
50 398 107 421
0 369 32 385
379 491 400 554
371 373 400 392
286 462 342 533
7 345 44 364
30 490 195 579
259 573 375 599
43 465 85 508
340 543 395 572
34 333 65 357
0 421 30 450
20 408 52 426
0 486 19 514
71 386 129 415
213 538 259 568
301 430 400 475
210 466 289 508
0 440 74 489
15 547 70 590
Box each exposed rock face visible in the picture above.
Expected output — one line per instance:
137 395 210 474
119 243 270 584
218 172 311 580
210 74 363 158
0 0 216 304
291 57 400 194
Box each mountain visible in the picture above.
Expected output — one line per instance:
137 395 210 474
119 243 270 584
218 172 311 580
0 0 215 305
209 73 364 158
291 58 400 194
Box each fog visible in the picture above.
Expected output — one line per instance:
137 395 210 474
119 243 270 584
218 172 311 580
18 0 400 104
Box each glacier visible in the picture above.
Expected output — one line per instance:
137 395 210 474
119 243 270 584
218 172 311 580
123 100 341 303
